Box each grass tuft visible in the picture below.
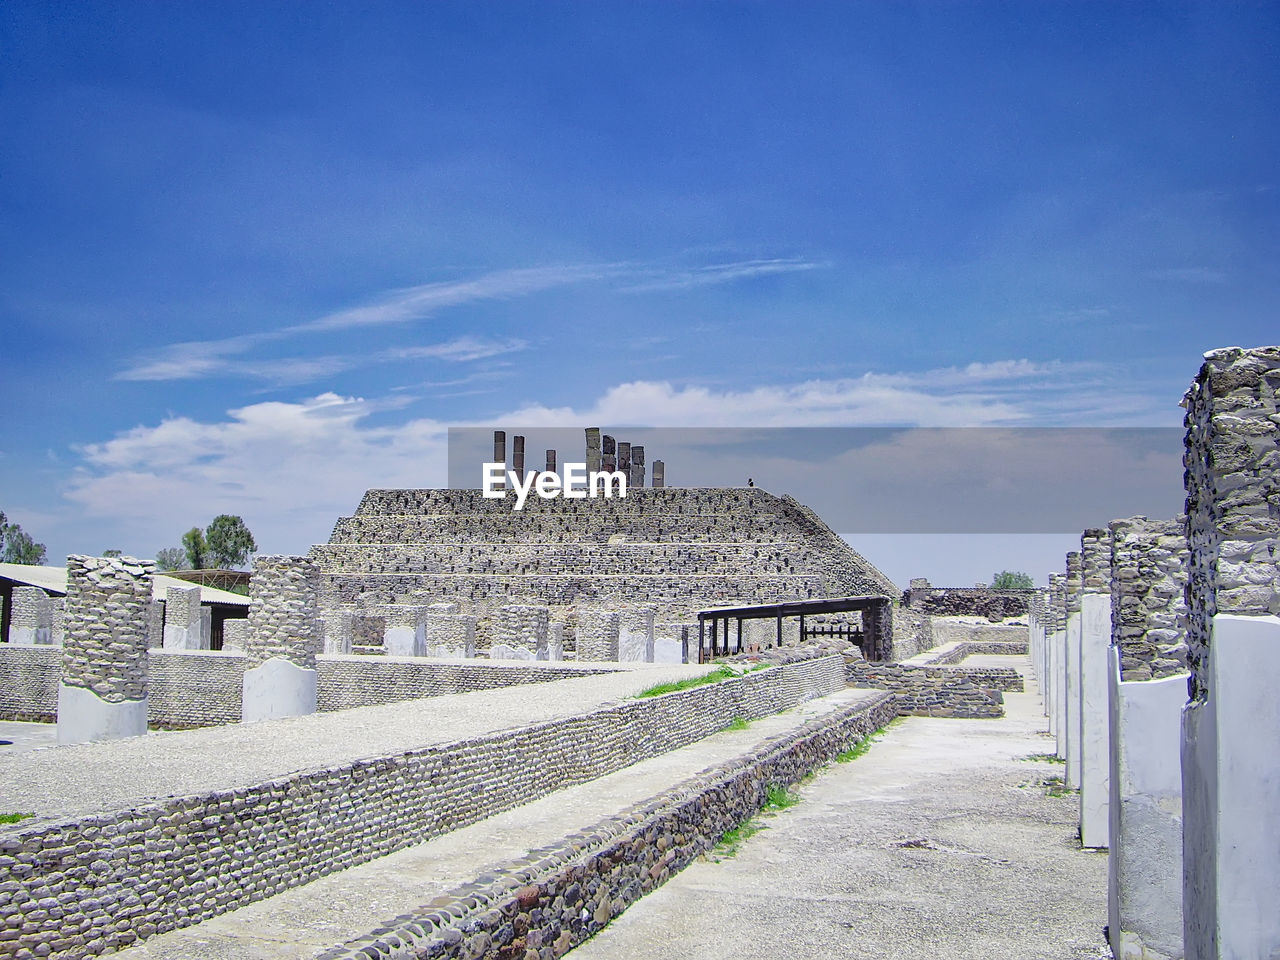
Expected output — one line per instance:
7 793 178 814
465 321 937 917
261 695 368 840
0 812 34 825
722 716 751 732
1022 753 1065 764
634 664 740 699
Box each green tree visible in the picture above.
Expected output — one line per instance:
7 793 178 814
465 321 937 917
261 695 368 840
0 511 48 565
992 570 1035 590
182 527 208 569
102 549 122 558
204 515 256 569
155 547 187 571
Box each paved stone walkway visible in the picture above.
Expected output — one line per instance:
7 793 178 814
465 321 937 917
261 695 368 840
111 688 881 959
0 662 706 822
571 659 1110 959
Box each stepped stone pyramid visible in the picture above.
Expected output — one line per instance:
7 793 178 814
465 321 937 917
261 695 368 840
311 487 897 643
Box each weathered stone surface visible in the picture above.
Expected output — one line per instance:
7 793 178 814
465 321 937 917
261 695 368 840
60 555 153 703
1108 516 1188 681
245 555 320 670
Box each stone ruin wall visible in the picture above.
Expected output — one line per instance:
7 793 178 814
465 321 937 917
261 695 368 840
1108 516 1188 681
60 555 153 703
1183 345 1280 700
1080 528 1110 594
1065 550 1082 614
902 580 1034 621
1048 573 1066 632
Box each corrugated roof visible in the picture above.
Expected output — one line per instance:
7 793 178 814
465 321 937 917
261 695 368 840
0 563 250 606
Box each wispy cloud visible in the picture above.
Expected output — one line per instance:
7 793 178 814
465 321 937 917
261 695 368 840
116 258 827 383
119 335 529 384
619 258 824 293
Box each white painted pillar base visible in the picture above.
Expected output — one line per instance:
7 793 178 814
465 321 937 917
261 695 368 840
1054 629 1068 757
240 657 318 724
1066 612 1083 788
56 683 148 745
1080 593 1111 848
384 623 425 657
162 624 205 650
1182 614 1280 959
1108 647 1185 960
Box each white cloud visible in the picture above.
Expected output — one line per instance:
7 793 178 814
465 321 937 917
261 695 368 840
63 357 1171 557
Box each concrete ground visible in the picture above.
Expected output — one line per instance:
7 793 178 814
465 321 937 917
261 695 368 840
0 720 56 755
111 688 882 959
571 659 1110 960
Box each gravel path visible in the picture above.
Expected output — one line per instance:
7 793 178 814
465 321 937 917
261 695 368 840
570 659 1111 960
0 662 707 822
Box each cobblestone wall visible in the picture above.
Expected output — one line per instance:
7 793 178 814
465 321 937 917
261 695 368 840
246 555 320 669
9 586 53 644
902 584 1033 620
1065 551 1082 615
60 555 154 702
0 656 846 959
1048 573 1066 632
1183 345 1280 699
577 610 620 662
0 644 59 721
921 640 1030 664
846 659 1009 717
147 650 245 727
1081 528 1110 593
1108 516 1188 681
493 604 549 652
317 691 901 960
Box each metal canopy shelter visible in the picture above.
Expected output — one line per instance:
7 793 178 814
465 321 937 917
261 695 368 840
696 594 892 663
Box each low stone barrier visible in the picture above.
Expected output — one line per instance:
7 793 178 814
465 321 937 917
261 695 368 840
317 690 900 960
923 639 1028 663
0 656 845 959
846 659 1006 717
0 646 624 727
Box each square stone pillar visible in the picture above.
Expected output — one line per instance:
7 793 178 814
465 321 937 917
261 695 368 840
384 604 427 657
585 427 602 474
57 555 153 745
618 607 656 662
1065 550 1083 789
1106 516 1189 960
494 604 548 657
1049 572 1067 755
512 434 525 476
630 445 645 488
162 583 205 650
222 617 249 652
322 609 355 655
241 555 320 723
602 434 617 472
577 610 620 662
1181 345 1280 959
617 442 631 479
653 460 665 488
9 586 51 645
1079 528 1111 849
424 603 476 657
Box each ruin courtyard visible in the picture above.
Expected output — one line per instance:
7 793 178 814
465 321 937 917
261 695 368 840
0 346 1277 959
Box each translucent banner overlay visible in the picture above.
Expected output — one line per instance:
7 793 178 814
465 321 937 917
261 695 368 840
447 426 1184 534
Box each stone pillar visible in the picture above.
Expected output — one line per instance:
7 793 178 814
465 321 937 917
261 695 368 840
322 609 355 655
618 606 656 662
602 434 617 473
1108 515 1189 960
223 617 249 652
57 555 153 745
162 583 205 650
1065 550 1083 789
513 435 525 476
653 460 665 488
241 555 319 724
544 621 564 661
424 603 476 657
545 449 557 475
50 597 65 646
1181 346 1280 959
1079 528 1111 849
146 600 164 649
617 442 631 479
384 604 427 657
9 586 51 645
494 604 548 657
630 445 645 488
1049 572 1067 757
493 430 506 489
577 610 620 661
585 427 602 474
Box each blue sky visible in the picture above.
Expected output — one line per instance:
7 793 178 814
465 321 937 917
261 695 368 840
1 2 1277 583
